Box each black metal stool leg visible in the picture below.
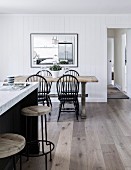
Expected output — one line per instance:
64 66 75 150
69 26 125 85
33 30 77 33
26 116 29 161
45 154 47 170
45 114 52 161
20 154 22 170
41 115 44 154
13 156 16 170
44 115 47 142
49 143 52 161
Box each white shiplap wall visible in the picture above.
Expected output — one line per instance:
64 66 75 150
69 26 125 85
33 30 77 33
1 14 131 102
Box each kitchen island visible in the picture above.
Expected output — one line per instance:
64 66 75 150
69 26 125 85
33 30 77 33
0 82 38 170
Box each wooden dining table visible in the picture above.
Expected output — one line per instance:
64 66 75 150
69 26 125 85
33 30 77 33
15 75 98 118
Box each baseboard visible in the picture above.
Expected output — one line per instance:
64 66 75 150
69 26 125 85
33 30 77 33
86 98 107 102
51 98 107 103
114 83 122 91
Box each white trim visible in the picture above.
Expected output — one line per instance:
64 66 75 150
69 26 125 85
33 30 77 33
0 14 131 17
51 98 107 103
114 83 122 90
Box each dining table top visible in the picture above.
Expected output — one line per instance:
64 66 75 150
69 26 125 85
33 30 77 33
14 75 98 83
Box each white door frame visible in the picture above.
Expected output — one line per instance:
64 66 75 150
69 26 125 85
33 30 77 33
106 26 131 99
107 38 114 85
121 33 127 92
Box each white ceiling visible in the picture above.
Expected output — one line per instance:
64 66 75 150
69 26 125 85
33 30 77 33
0 0 131 14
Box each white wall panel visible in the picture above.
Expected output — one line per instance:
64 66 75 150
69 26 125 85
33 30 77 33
1 14 131 101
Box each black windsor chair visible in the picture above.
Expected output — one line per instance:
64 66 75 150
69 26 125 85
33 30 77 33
56 74 79 121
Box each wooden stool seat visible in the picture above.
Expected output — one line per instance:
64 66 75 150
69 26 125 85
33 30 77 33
0 133 25 158
21 105 51 116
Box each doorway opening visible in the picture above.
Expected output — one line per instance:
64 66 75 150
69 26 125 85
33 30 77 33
107 28 129 99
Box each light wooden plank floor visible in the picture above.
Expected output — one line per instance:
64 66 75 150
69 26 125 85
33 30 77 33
20 100 131 170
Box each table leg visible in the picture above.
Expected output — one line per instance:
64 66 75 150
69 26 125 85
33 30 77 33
81 82 86 118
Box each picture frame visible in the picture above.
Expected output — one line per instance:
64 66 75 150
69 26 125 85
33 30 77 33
30 33 78 68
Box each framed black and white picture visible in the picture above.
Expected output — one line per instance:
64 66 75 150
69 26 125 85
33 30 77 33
30 33 78 68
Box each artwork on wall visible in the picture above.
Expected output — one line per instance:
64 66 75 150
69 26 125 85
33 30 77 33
30 33 78 68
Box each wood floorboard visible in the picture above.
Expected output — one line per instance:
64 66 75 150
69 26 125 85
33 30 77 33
85 121 101 151
115 143 131 167
125 167 131 170
72 121 86 137
51 122 73 170
107 85 129 99
86 149 106 170
101 144 125 170
69 137 87 170
19 100 131 170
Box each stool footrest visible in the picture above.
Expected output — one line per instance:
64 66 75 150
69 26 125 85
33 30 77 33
22 139 55 157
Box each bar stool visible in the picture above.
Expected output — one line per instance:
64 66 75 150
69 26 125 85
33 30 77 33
21 105 55 170
0 133 25 170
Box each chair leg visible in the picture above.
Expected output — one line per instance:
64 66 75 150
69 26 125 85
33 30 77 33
13 155 16 170
77 99 79 114
48 95 52 107
76 115 78 120
48 96 52 116
62 102 65 109
57 102 62 121
46 96 50 107
42 100 45 106
46 96 51 116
